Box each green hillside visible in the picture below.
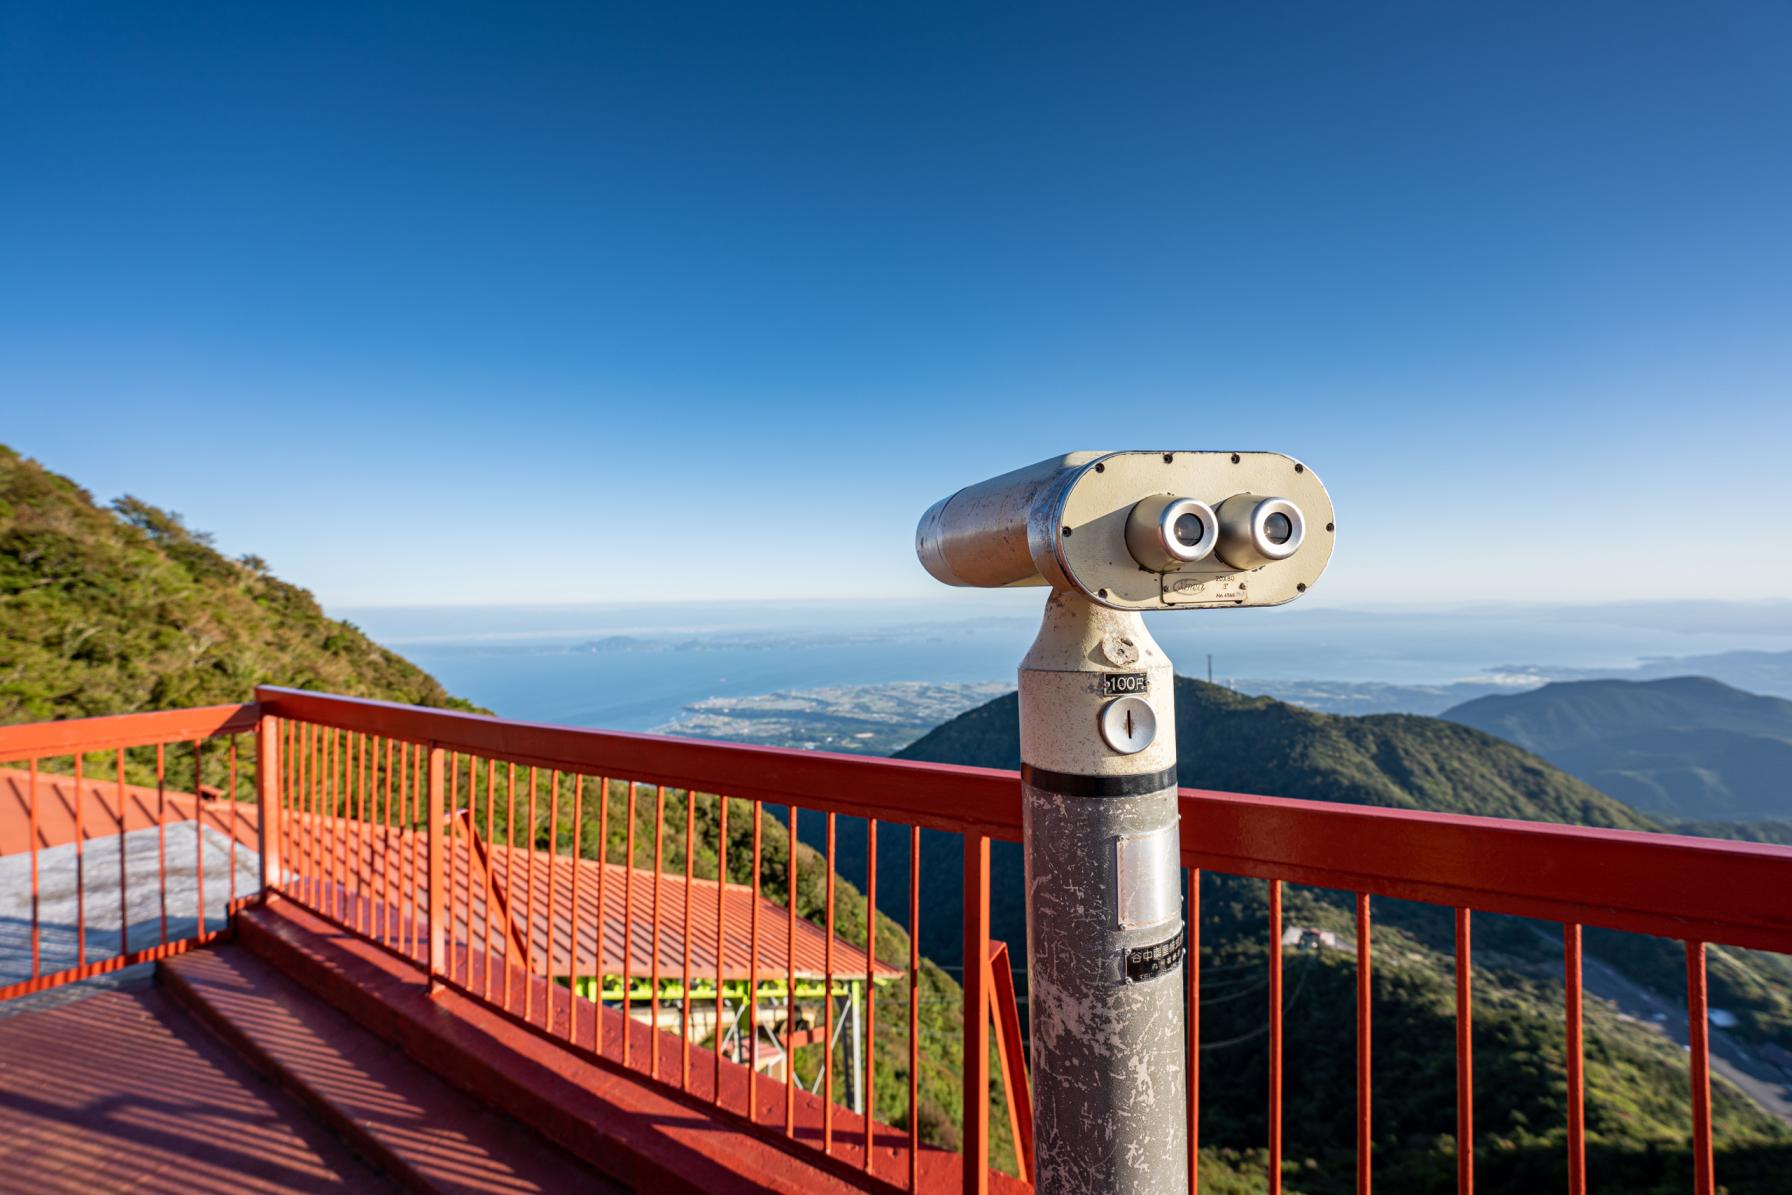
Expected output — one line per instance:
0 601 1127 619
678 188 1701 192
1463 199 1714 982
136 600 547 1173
0 443 470 722
897 679 1792 1192
1444 677 1792 820
0 444 1055 1180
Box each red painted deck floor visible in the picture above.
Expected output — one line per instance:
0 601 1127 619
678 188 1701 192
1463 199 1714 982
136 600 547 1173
0 972 388 1193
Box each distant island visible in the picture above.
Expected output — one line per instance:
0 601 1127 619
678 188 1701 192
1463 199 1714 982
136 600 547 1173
654 680 1010 754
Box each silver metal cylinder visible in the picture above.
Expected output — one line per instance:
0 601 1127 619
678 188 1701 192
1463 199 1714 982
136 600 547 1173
1019 591 1188 1195
1125 494 1219 572
1214 493 1305 569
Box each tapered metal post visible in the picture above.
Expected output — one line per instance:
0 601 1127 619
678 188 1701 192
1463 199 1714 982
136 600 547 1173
1021 591 1188 1194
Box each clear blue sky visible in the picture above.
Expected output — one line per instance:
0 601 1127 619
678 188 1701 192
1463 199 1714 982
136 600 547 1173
5 2 1789 608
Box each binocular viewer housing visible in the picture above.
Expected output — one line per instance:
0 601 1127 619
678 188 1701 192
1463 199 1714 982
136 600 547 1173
916 450 1334 611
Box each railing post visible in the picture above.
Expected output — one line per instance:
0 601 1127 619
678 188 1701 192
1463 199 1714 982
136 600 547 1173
427 745 446 994
255 713 282 902
963 832 990 1195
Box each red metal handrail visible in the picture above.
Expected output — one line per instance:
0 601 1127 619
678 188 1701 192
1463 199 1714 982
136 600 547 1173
0 703 262 1001
7 690 1792 1195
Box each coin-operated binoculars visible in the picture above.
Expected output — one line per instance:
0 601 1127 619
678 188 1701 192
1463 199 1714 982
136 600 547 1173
917 451 1334 1195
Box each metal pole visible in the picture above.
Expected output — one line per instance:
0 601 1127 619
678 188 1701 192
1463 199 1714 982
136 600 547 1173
849 981 864 1115
1021 590 1188 1194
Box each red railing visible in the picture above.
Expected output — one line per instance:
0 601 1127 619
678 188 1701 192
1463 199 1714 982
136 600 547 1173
5 689 1792 1195
254 685 1025 1192
0 704 265 1000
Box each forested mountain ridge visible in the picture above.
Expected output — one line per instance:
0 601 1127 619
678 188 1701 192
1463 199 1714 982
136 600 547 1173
901 678 1657 828
1444 676 1792 820
895 678 1792 1192
0 443 471 722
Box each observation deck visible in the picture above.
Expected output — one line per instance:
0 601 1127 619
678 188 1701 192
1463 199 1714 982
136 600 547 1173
0 686 1788 1193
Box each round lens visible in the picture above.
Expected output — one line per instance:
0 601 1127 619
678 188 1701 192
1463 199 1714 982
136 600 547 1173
1172 512 1205 548
1263 512 1294 545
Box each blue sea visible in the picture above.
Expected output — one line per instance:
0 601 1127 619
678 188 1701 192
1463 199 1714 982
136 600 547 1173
337 597 1792 730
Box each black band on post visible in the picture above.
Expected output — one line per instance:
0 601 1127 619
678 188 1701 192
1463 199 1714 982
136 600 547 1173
1020 763 1180 798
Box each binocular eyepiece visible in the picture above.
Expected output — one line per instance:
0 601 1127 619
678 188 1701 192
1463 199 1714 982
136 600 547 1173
916 450 1334 610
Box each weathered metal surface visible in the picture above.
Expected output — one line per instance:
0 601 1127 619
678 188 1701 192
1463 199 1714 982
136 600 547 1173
1020 594 1187 1195
1026 779 1187 1194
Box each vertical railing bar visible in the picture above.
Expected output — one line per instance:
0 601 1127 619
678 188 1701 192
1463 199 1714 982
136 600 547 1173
312 727 324 913
962 832 990 1195
308 723 322 910
277 721 292 900
593 774 607 1056
301 730 311 906
749 800 763 1124
864 815 876 1170
390 739 400 951
1455 907 1473 1195
326 730 338 924
441 752 453 967
338 729 348 923
193 739 205 935
157 742 169 941
786 804 799 1139
1356 891 1372 1195
426 745 446 993
484 759 497 1003
269 722 284 899
1268 878 1283 1195
908 824 920 1194
683 787 695 1090
286 721 299 898
506 763 519 1013
651 785 665 1078
462 754 476 986
228 736 240 910
374 735 386 943
550 769 565 1030
544 769 560 1030
348 733 361 935
289 727 301 906
331 728 343 924
116 749 128 957
333 731 346 925
524 767 540 1025
446 753 460 974
369 735 378 934
351 734 365 938
359 732 372 936
714 792 728 1104
625 780 638 1069
1564 923 1585 1195
28 758 39 978
568 774 585 1043
1687 940 1715 1195
326 730 336 920
824 809 835 1152
1188 867 1201 1195
74 752 86 968
405 741 419 960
